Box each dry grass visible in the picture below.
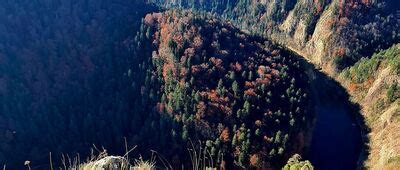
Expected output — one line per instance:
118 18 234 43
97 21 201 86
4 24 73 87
6 138 218 169
133 157 156 170
76 139 218 170
187 140 217 170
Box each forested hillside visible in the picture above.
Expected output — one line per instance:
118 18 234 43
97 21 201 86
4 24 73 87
152 0 399 72
151 0 400 169
134 10 312 168
0 0 159 168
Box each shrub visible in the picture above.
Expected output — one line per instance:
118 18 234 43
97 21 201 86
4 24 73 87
387 82 399 103
282 154 314 170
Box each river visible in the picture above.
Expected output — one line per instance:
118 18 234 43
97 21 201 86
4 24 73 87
304 63 364 170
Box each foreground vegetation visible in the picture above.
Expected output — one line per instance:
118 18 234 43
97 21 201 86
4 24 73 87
282 154 313 170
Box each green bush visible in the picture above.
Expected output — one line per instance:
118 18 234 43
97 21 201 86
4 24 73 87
282 154 313 170
344 44 399 84
387 82 399 103
350 57 379 83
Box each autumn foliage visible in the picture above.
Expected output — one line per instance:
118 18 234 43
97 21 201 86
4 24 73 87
140 10 312 168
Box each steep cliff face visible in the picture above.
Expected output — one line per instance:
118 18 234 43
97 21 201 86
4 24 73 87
152 0 399 73
339 44 400 169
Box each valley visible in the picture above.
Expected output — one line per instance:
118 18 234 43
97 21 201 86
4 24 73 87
304 60 363 170
0 0 398 169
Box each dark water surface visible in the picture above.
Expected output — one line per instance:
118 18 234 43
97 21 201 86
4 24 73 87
308 102 362 169
305 67 363 170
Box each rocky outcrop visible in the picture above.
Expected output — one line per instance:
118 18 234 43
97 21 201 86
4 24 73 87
80 156 129 170
80 156 156 170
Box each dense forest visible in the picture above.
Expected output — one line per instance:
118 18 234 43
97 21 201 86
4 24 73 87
152 0 399 71
135 10 312 168
0 0 159 168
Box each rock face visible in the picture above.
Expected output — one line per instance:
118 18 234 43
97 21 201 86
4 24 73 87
339 44 400 169
81 156 129 170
